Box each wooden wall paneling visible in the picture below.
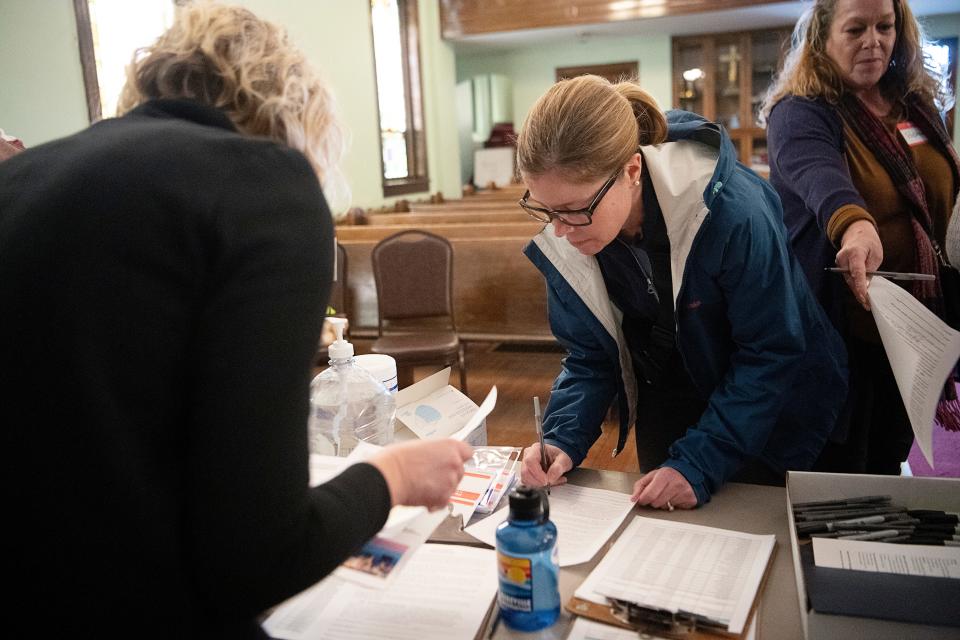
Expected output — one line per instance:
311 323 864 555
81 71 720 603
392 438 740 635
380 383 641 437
441 0 786 39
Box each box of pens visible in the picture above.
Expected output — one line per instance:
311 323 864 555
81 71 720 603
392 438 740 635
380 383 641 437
793 495 958 546
785 471 960 639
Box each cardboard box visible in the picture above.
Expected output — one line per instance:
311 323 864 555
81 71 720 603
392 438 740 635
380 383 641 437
786 471 960 639
392 367 490 447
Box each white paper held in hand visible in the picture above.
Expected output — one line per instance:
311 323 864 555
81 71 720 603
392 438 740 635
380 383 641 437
868 276 960 466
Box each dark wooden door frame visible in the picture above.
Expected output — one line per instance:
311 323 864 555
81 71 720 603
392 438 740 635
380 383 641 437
555 61 639 84
72 0 102 123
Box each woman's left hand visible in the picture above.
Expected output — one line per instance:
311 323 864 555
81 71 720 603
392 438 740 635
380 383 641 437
631 467 697 510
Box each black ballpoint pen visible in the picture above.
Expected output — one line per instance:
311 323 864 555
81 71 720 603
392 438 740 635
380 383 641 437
825 267 935 281
796 507 906 523
792 495 891 509
487 600 501 638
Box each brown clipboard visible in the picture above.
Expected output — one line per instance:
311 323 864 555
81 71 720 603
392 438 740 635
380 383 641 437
565 544 777 639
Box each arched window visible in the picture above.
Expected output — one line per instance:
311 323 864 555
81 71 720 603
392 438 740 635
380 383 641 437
370 0 429 196
73 0 176 121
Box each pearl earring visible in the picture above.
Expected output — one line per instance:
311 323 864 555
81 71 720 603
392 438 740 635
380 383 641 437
634 180 640 186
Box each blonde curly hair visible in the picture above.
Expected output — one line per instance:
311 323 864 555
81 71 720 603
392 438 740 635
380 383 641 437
117 1 346 198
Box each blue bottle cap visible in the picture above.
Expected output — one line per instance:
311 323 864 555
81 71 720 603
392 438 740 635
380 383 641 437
508 485 549 523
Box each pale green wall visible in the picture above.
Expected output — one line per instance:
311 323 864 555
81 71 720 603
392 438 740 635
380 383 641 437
418 0 462 203
490 73 513 124
0 0 89 147
191 0 462 209
456 34 672 130
0 0 461 210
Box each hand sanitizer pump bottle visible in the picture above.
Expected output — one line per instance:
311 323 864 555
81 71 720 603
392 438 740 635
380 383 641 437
495 485 560 630
308 317 396 456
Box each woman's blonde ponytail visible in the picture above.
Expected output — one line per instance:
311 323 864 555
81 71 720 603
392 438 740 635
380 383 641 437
613 82 668 146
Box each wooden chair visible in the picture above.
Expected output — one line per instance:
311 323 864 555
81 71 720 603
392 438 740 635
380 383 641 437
370 230 467 392
315 242 349 366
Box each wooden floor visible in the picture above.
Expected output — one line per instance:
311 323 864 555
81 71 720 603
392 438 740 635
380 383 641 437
348 340 640 473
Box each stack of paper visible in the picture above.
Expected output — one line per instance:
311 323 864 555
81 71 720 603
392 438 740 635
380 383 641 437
574 516 774 635
262 544 497 640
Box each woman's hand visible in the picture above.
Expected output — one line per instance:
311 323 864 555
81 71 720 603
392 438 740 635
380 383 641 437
369 439 473 511
836 219 883 310
631 467 697 510
520 443 573 488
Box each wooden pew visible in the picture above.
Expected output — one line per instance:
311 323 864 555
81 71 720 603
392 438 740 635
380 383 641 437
366 210 530 226
408 200 520 214
335 221 552 343
335 221 540 241
464 185 526 200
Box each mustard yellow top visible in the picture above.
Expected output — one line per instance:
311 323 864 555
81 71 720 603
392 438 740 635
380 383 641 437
827 118 956 340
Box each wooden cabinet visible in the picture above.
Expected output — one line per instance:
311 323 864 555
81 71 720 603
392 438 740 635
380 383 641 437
672 27 792 175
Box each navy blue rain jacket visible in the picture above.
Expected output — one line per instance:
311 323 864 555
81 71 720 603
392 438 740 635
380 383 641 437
524 111 849 505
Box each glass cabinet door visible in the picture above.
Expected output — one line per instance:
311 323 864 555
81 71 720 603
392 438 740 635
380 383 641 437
750 30 787 127
674 42 705 117
713 35 743 130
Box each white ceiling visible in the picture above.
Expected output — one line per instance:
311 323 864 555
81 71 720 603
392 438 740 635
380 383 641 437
449 0 959 54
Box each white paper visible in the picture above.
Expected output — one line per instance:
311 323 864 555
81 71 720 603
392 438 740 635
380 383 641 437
575 516 773 635
474 146 515 188
334 508 447 588
262 544 497 640
393 365 496 443
568 618 655 640
450 386 496 441
309 441 433 585
308 454 350 487
567 617 759 640
813 537 960 578
869 276 960 465
464 483 635 566
396 385 477 439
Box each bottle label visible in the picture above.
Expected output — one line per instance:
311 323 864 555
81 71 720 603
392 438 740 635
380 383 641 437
497 552 533 612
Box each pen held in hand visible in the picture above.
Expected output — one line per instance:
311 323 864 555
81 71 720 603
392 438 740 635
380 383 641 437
825 267 936 281
533 396 549 495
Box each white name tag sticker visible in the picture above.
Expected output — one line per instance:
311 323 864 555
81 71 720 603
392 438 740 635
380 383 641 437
897 121 928 147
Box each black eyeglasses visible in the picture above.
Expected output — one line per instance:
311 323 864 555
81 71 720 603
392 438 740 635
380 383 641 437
518 170 621 227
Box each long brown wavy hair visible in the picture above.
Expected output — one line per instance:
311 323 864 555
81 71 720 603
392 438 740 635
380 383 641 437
760 0 947 121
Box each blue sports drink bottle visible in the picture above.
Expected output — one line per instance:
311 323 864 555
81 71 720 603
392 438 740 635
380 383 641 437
495 485 560 631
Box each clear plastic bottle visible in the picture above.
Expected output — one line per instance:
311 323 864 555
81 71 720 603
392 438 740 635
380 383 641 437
495 485 560 631
308 318 396 456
